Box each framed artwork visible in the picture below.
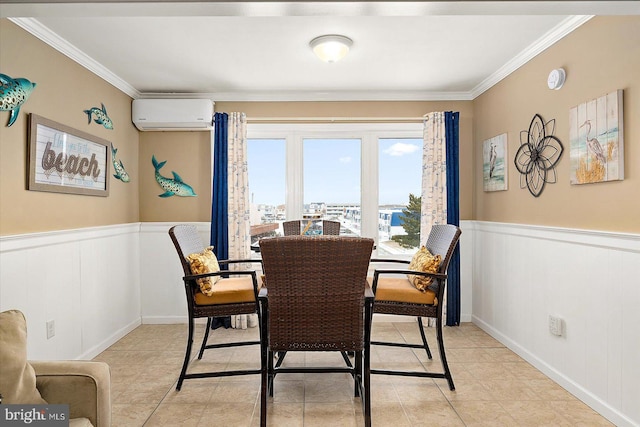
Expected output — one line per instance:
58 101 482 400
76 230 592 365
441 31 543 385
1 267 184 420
483 133 508 192
569 89 624 184
28 114 110 196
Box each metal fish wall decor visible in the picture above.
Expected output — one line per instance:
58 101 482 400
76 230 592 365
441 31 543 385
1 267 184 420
0 73 36 127
152 155 197 197
111 143 130 183
84 103 113 129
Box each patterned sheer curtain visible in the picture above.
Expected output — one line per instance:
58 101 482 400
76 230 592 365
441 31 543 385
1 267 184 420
227 112 256 329
421 111 461 326
421 112 448 235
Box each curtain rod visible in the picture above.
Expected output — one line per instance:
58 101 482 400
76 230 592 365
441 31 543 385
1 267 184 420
245 116 426 123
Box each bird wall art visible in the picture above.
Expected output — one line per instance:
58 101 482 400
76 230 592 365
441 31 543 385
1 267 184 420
0 73 36 127
569 89 624 184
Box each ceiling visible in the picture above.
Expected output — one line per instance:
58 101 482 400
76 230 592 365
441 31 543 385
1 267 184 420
3 1 639 101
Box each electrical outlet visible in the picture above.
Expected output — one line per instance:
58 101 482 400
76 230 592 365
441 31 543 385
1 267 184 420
548 315 563 336
46 320 55 339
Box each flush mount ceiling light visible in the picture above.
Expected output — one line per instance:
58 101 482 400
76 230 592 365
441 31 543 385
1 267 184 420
310 35 353 63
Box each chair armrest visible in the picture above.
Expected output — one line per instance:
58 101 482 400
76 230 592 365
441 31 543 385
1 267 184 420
369 258 410 265
30 360 111 427
373 269 447 281
184 269 258 281
364 283 374 300
218 258 263 267
370 269 447 293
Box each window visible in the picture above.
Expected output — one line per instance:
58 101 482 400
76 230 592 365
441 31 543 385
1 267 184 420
378 138 422 255
247 123 422 255
303 138 361 235
247 138 286 241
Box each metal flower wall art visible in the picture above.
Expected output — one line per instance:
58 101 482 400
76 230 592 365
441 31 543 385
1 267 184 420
514 114 564 197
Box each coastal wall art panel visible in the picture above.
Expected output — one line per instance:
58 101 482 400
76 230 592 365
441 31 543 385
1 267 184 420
483 133 508 192
569 89 624 184
27 114 110 196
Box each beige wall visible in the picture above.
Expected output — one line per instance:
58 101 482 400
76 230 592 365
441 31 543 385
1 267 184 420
0 20 139 235
3 16 639 235
138 131 213 222
474 16 640 233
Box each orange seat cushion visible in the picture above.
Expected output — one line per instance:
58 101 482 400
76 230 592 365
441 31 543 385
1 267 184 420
367 276 436 305
193 277 259 306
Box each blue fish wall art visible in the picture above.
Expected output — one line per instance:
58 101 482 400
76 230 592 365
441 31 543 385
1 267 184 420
84 103 113 129
152 155 197 197
0 73 36 127
111 143 130 183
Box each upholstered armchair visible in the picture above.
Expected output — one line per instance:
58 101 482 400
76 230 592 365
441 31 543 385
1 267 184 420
0 310 111 427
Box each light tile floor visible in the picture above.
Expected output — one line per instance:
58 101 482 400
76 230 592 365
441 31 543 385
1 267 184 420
94 322 614 426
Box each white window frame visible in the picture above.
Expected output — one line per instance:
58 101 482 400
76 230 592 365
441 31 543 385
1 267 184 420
247 123 423 251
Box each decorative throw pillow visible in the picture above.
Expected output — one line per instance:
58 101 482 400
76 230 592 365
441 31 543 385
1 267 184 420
407 246 442 292
0 310 47 404
187 246 221 296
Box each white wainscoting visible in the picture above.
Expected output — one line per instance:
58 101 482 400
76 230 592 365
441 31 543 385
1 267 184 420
139 222 212 323
3 220 637 425
471 221 640 427
0 224 141 360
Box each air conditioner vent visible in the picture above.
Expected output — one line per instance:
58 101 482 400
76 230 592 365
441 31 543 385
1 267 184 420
132 98 214 131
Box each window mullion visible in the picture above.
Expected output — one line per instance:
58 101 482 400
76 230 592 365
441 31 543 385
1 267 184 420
361 132 378 246
286 132 303 220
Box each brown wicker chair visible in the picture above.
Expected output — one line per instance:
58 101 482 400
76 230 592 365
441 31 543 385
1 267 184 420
369 224 461 390
258 236 374 427
322 219 341 235
282 220 301 236
168 224 262 390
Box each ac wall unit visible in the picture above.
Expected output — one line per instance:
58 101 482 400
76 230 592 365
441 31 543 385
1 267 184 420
132 98 214 131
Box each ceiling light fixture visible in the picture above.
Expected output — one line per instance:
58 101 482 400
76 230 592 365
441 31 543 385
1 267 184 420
310 35 353 63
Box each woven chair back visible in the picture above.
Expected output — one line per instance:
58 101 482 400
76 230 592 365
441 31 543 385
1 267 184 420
260 236 374 352
282 220 301 236
169 225 206 277
322 220 341 235
424 224 461 275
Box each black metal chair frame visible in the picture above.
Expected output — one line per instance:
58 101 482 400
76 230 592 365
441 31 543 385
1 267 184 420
258 236 373 427
369 224 461 390
169 225 263 390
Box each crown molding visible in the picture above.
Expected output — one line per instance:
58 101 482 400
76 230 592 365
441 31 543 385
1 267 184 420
10 14 592 102
470 15 593 99
9 17 141 98
171 91 475 102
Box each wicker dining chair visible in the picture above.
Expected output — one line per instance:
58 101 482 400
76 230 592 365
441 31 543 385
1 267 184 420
258 236 374 427
369 224 461 390
282 220 301 236
168 225 262 390
322 220 341 235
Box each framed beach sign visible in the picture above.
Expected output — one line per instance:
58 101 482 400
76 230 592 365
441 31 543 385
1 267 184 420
28 114 110 196
483 133 508 192
569 89 624 184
